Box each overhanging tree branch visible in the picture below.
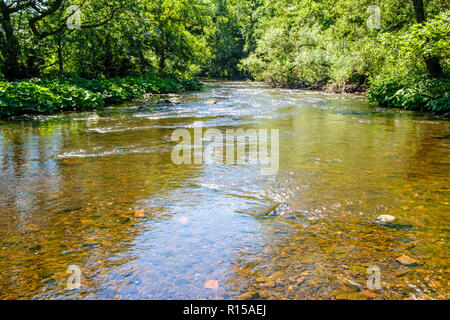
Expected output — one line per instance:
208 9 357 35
80 7 119 29
2 0 35 13
30 3 119 39
28 0 63 38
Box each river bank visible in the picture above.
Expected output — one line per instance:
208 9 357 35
1 76 449 121
0 76 203 118
202 76 449 116
262 77 449 115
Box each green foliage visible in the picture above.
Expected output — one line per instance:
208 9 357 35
0 81 104 117
0 0 213 80
366 10 450 113
200 0 261 79
241 0 378 89
242 23 329 88
68 77 181 103
398 11 450 61
0 0 448 114
241 0 449 111
368 78 450 113
0 75 202 118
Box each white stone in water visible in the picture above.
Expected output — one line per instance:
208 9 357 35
376 215 396 223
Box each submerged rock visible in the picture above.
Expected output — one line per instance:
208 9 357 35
342 277 364 291
157 98 182 105
435 133 450 140
376 215 396 224
239 291 257 300
375 215 414 230
134 210 145 218
158 99 172 104
258 290 270 299
396 255 418 266
361 290 379 299
266 202 290 217
296 277 305 286
258 280 275 288
333 111 373 116
88 114 101 120
204 280 219 289
169 97 182 104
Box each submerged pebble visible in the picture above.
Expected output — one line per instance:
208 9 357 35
376 215 396 224
266 202 290 217
396 256 418 266
204 280 219 289
239 291 257 300
134 210 145 218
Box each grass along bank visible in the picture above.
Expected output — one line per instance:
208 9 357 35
0 75 203 118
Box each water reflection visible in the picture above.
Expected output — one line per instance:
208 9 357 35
0 82 448 299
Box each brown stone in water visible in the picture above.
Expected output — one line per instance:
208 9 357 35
239 291 256 300
259 280 275 288
296 277 305 286
233 267 252 274
134 210 145 218
362 290 378 299
396 255 418 266
204 280 219 289
270 271 286 281
258 290 270 298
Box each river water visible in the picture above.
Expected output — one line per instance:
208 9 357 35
0 82 448 300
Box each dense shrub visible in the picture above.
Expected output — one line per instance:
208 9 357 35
0 75 202 118
368 78 450 113
241 0 449 112
367 11 450 113
0 81 104 117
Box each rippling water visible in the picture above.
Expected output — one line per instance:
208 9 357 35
0 82 448 300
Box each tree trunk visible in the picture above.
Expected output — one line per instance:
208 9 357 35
0 11 23 80
411 0 444 78
412 0 426 23
57 37 64 76
104 37 114 77
158 53 166 75
424 57 444 79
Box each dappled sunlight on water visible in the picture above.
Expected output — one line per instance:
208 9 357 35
0 82 448 299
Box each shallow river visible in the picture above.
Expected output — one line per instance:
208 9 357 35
0 82 449 299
